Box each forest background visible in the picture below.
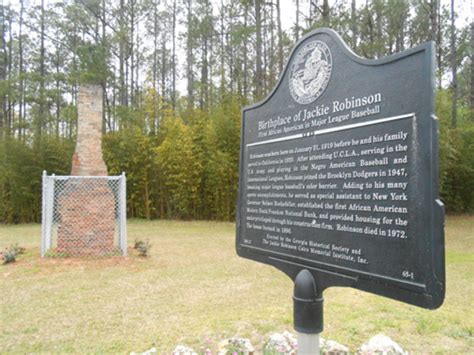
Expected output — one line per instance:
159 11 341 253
0 0 472 224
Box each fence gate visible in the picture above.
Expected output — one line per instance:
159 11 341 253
41 171 127 257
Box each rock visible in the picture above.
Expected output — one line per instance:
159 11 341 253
320 337 349 354
218 337 254 355
173 345 198 355
264 331 298 354
263 333 347 355
358 334 407 355
130 347 157 355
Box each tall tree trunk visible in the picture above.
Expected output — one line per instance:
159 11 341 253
119 0 126 107
38 0 46 140
220 0 226 98
243 3 249 99
125 36 129 111
130 0 135 106
152 0 158 132
0 5 6 136
269 1 275 88
307 0 315 28
375 2 383 57
7 9 13 136
429 1 438 43
228 4 235 94
295 0 300 40
18 0 24 140
72 9 78 107
171 0 177 108
186 0 194 109
398 6 405 52
200 35 208 109
101 0 107 133
276 0 283 73
4 8 14 136
161 31 166 101
55 42 61 137
152 2 158 91
135 17 140 108
112 66 117 132
450 0 457 128
262 4 268 93
209 20 214 109
436 1 442 88
470 22 474 112
428 1 441 87
322 0 330 24
351 0 357 49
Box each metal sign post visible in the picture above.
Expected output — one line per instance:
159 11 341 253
298 333 319 355
294 270 323 354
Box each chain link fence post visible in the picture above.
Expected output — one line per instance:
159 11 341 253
120 172 127 256
41 171 47 257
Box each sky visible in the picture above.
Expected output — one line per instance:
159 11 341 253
10 0 472 31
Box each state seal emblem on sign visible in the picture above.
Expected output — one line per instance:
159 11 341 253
289 40 332 104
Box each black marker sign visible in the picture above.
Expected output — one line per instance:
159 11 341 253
236 28 445 309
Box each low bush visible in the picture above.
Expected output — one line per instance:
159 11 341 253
2 246 18 264
11 243 26 255
134 238 152 257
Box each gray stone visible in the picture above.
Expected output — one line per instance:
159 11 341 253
172 345 198 355
130 346 157 355
264 331 297 354
358 334 407 355
320 337 349 355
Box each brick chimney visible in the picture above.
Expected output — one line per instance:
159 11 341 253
57 84 116 257
71 84 107 176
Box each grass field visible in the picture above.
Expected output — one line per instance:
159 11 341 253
1 216 473 354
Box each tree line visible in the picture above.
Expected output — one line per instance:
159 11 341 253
0 0 473 223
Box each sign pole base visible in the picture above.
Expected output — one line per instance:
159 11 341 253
294 269 323 355
297 332 320 355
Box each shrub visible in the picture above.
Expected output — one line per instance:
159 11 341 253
11 243 25 255
134 239 152 257
134 239 143 249
2 247 18 264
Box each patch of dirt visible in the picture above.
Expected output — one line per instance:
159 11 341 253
2 248 152 276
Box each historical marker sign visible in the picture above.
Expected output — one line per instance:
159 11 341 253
236 28 445 309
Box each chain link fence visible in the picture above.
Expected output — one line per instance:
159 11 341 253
41 172 127 257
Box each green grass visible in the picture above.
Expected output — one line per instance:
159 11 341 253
1 216 473 354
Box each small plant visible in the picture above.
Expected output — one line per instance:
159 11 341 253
11 243 26 255
134 239 144 249
134 238 152 257
218 338 254 355
2 246 18 264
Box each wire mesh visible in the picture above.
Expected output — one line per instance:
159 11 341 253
41 172 127 258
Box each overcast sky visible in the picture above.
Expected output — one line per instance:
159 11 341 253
10 0 472 30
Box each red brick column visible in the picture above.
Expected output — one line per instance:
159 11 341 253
71 84 107 176
57 180 116 256
57 85 116 257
